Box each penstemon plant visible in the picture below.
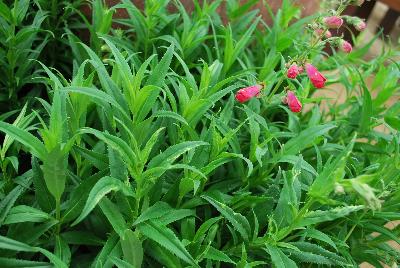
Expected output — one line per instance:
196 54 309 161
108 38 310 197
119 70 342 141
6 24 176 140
0 0 399 267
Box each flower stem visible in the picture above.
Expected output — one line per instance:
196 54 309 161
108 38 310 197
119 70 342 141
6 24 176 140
264 77 284 104
56 198 61 234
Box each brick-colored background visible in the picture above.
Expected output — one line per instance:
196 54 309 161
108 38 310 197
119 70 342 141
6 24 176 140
82 0 320 25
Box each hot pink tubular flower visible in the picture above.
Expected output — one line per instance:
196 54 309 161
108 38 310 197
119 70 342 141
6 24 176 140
305 63 327 88
286 90 302 113
340 40 353 53
354 20 366 31
323 16 343 29
287 64 301 79
235 84 262 103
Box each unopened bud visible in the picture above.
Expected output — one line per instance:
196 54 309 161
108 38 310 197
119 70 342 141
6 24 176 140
335 183 345 195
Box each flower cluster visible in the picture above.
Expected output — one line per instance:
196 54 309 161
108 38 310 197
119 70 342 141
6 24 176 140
286 63 327 89
319 13 367 54
343 15 367 31
234 2 366 114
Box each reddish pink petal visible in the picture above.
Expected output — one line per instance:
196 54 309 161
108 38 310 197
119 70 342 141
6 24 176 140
355 21 366 31
235 85 263 103
323 16 343 29
305 63 327 89
286 91 302 113
287 64 300 79
340 40 353 53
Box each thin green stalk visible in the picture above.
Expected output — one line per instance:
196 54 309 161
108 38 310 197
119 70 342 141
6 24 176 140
51 0 58 23
264 76 284 104
56 198 61 234
276 199 315 241
134 197 140 219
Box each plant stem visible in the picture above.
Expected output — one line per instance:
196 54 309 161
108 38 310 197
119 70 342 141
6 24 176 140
56 198 61 234
51 0 58 23
344 210 367 242
276 198 315 241
264 77 284 104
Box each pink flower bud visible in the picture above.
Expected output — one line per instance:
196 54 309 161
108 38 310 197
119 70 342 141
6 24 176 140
235 84 262 103
315 28 332 38
285 90 302 113
323 16 343 29
354 20 366 31
340 40 353 53
305 63 327 89
325 30 332 38
314 28 324 36
287 64 301 79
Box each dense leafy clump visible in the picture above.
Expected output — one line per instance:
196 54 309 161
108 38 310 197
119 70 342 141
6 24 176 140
0 0 399 267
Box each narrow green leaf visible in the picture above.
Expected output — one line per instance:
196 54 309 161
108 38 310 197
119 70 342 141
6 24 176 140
308 136 355 200
0 235 35 252
0 183 30 226
134 201 174 225
99 198 127 237
32 157 55 213
296 206 364 228
41 146 67 202
299 229 338 251
137 219 198 267
72 176 134 226
74 146 108 170
0 236 67 268
0 257 51 268
288 242 346 265
202 195 250 241
146 44 174 87
278 155 317 176
281 124 335 156
101 36 134 92
203 246 234 264
363 223 400 244
140 127 165 164
148 141 208 168
93 232 119 267
4 205 50 224
62 170 108 223
120 229 143 268
55 236 71 266
110 257 135 268
63 86 128 120
193 217 222 243
61 231 104 246
158 207 195 226
0 122 46 159
35 248 68 268
79 128 136 167
150 110 189 126
273 173 299 228
133 85 161 122
264 244 298 268
359 77 373 133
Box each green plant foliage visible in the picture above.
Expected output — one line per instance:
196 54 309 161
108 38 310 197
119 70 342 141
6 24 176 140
0 0 399 267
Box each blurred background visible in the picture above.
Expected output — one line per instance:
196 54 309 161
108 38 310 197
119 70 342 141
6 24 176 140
92 0 399 63
99 0 400 43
